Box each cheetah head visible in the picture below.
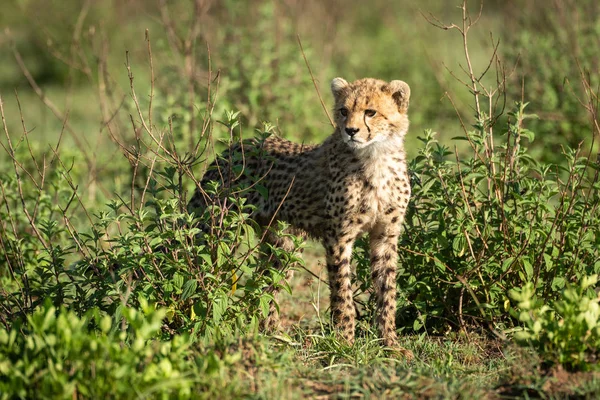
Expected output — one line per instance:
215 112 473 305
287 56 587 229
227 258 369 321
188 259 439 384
331 77 410 150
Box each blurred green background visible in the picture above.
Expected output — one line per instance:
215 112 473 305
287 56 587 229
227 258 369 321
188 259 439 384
0 0 598 199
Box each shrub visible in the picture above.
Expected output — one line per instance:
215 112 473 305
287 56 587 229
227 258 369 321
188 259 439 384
0 4 308 390
0 122 302 341
0 300 198 399
509 275 600 371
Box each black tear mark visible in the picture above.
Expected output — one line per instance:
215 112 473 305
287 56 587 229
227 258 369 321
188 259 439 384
364 113 372 133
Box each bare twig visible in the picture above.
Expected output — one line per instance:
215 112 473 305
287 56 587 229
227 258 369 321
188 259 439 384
297 35 334 127
0 96 48 250
145 29 155 129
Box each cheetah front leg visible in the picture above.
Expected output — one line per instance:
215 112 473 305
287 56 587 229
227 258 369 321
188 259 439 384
369 222 413 358
325 233 357 344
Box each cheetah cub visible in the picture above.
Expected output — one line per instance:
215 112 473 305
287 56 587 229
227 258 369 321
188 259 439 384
189 78 411 353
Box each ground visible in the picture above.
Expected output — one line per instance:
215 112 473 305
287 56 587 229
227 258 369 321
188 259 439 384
233 245 600 399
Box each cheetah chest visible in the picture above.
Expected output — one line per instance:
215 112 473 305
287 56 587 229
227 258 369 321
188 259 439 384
341 157 409 229
365 164 405 208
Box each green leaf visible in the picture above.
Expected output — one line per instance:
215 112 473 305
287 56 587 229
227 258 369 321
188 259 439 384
523 259 533 280
552 277 565 290
173 273 184 290
450 136 471 141
452 235 466 258
259 294 274 318
212 294 228 324
521 129 535 142
581 275 598 290
502 257 514 272
255 184 268 199
181 279 198 301
413 318 423 331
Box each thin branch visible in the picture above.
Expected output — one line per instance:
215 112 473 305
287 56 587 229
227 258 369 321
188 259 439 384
297 35 333 127
0 96 48 250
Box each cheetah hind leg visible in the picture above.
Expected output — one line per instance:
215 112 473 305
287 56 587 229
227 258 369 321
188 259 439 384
257 228 304 332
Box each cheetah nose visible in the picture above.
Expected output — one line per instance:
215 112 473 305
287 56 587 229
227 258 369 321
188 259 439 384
345 127 359 137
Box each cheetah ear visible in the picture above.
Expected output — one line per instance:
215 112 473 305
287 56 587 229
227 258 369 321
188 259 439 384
388 80 410 113
331 77 349 98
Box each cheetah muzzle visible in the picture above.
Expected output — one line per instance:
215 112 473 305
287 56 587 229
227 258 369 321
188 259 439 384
189 77 413 358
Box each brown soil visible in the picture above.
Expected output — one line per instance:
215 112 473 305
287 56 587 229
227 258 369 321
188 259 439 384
496 349 600 399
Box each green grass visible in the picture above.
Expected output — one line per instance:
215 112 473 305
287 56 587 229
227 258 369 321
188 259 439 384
167 326 596 399
250 262 600 398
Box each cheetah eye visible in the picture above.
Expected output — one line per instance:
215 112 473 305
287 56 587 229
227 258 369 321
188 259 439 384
339 108 348 117
365 109 377 117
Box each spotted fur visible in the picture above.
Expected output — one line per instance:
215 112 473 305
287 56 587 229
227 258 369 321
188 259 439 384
189 78 412 354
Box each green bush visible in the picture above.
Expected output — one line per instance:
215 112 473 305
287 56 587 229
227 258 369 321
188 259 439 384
0 4 313 386
510 275 600 371
0 300 197 399
0 145 301 340
0 113 303 397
